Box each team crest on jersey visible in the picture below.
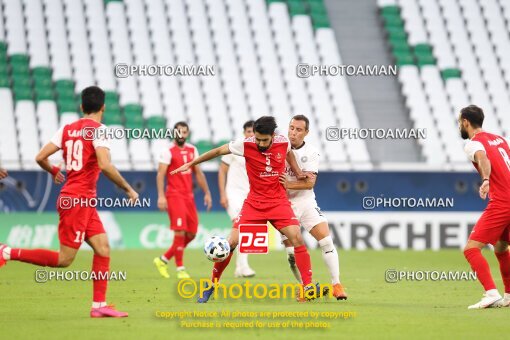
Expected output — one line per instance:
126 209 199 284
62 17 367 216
301 156 308 163
276 152 282 160
266 166 272 172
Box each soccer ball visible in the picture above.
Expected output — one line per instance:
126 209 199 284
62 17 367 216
204 236 231 262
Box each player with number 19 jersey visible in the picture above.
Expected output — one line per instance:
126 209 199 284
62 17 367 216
465 132 510 245
50 118 110 248
228 135 298 229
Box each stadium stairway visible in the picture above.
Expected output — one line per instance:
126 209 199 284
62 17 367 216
325 0 423 165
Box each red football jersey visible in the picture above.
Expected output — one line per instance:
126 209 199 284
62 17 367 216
229 134 291 203
50 118 110 198
159 142 198 198
464 132 510 202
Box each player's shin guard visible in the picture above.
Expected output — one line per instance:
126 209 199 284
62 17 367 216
211 250 234 282
464 248 497 291
184 234 194 247
174 235 186 268
294 245 312 286
10 248 59 267
163 234 184 263
318 236 340 285
92 254 110 303
495 250 510 293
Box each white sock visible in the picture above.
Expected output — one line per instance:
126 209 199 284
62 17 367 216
92 301 107 308
160 255 168 263
285 247 294 256
318 236 340 285
486 289 500 297
177 266 185 271
2 246 11 260
236 249 249 269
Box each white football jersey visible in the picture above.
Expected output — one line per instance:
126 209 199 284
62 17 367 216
285 142 320 203
221 153 249 199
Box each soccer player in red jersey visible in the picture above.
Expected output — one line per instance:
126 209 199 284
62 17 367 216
0 86 138 318
459 105 510 309
171 116 320 302
153 121 212 279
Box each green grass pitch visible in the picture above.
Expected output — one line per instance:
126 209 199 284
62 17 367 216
1 249 509 339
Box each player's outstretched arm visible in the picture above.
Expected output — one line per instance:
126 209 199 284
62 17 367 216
194 165 212 211
96 147 139 203
474 150 491 200
156 163 168 211
171 143 231 175
35 142 65 184
279 172 317 190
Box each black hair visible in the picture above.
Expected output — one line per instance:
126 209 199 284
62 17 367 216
460 105 484 128
292 114 309 130
254 116 277 135
243 120 255 130
174 121 189 130
81 86 105 114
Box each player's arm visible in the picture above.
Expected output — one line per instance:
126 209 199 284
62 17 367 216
194 165 212 211
96 147 138 203
218 161 229 209
286 150 306 180
35 142 65 184
474 150 491 200
280 172 317 190
171 144 231 175
156 163 168 211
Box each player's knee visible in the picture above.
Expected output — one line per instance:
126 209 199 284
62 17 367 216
289 234 304 247
186 233 196 241
94 243 110 257
57 255 75 268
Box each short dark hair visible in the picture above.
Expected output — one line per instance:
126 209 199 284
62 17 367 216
243 120 255 131
291 114 309 130
254 116 277 135
81 86 105 114
174 121 189 130
460 105 484 128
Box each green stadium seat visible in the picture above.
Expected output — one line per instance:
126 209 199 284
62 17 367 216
386 26 407 38
308 1 326 15
58 99 78 114
0 77 10 88
103 112 124 125
441 68 462 80
54 79 75 93
380 5 400 17
312 14 330 28
414 43 433 56
416 54 436 67
123 104 143 119
395 54 414 66
35 88 55 102
383 15 404 28
125 117 145 130
105 91 119 103
288 1 307 16
12 75 31 88
34 76 53 88
13 86 33 101
0 42 7 53
195 140 214 154
32 66 52 79
146 116 167 130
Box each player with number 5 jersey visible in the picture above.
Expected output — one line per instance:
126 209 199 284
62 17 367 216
171 116 323 303
0 86 139 318
458 105 510 309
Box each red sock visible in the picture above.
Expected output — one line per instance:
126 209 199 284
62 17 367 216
92 255 110 303
464 248 496 291
163 234 184 261
294 245 312 285
10 248 59 267
211 251 234 282
173 234 186 267
495 250 510 293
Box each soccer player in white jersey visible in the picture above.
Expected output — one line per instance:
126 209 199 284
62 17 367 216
218 120 256 278
279 115 347 300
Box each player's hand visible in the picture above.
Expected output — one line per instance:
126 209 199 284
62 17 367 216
0 168 8 180
127 189 139 206
295 172 307 180
170 162 192 175
53 171 65 184
220 194 228 209
204 192 212 211
479 180 489 200
157 196 168 211
279 173 288 189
